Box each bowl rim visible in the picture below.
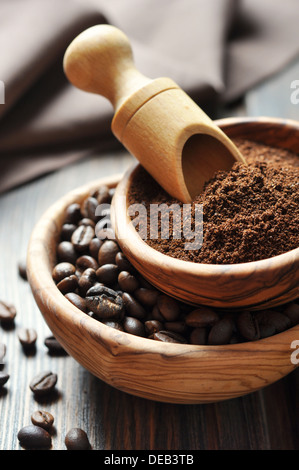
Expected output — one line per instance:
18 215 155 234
27 159 299 355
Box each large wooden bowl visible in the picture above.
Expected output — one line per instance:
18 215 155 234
112 117 299 311
27 117 299 404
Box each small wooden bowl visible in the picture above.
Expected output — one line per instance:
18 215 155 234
27 117 299 404
112 117 299 311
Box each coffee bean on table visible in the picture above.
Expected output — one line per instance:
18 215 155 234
97 240 120 265
118 271 139 293
29 371 58 396
44 335 67 355
17 328 37 349
71 225 95 252
31 410 54 431
17 425 52 449
0 371 9 387
18 261 28 280
0 301 16 325
86 285 124 319
65 428 91 450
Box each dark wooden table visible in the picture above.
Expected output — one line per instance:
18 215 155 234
0 59 298 451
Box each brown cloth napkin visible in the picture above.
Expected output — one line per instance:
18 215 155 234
1 0 299 193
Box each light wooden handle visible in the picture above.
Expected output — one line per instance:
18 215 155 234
63 24 245 203
63 24 153 111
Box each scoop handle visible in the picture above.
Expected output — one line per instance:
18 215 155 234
63 24 154 111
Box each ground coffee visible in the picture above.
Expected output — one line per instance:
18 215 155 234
128 139 299 264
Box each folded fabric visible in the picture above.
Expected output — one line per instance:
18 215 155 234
1 0 299 193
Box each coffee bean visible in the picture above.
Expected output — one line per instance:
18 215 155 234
145 320 164 336
236 311 260 341
115 252 135 273
71 225 95 252
164 320 186 335
17 328 37 349
81 196 99 221
96 264 119 285
208 316 235 345
65 428 91 450
255 311 276 338
18 261 28 280
189 327 207 345
153 330 187 343
157 294 180 321
151 304 165 321
78 268 97 296
52 262 76 283
60 223 77 241
122 293 146 319
65 292 87 313
64 203 81 224
79 217 96 227
89 238 103 259
185 307 220 328
31 410 54 431
86 285 124 319
256 310 291 335
57 274 78 294
18 425 52 449
29 371 57 396
97 240 120 265
0 371 9 387
44 335 67 355
76 255 99 271
123 316 146 337
101 320 124 331
0 301 16 324
57 241 78 264
118 271 139 293
134 288 159 307
93 184 111 205
282 302 299 326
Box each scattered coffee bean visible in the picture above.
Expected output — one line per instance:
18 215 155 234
18 261 28 280
44 335 67 355
65 428 91 450
29 371 58 396
17 328 37 349
17 424 52 449
0 371 9 387
31 410 54 431
0 301 16 325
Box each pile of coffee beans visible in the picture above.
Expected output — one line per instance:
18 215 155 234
52 184 299 345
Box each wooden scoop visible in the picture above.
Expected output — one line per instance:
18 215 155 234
63 24 246 202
